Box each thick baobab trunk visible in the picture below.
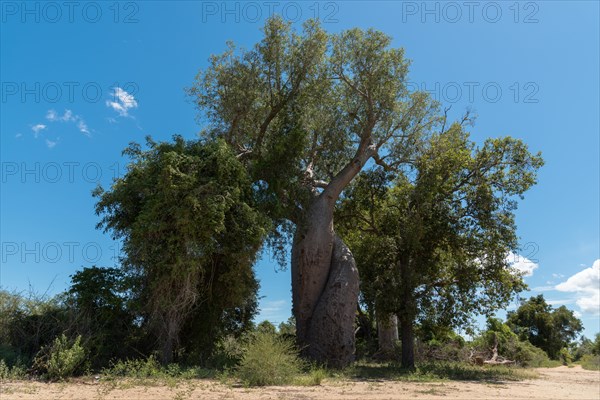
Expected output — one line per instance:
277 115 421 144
377 313 399 355
292 195 360 368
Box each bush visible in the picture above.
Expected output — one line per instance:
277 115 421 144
101 356 213 382
235 330 303 386
471 318 558 367
579 354 600 371
415 337 469 363
559 347 573 365
210 335 245 370
102 355 162 379
33 334 86 380
0 359 27 380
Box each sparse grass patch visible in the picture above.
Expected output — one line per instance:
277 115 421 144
293 366 328 386
337 361 538 383
99 355 214 387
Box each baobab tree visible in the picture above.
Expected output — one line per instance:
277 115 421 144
189 17 440 367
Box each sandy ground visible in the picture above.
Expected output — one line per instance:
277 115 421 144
1 365 599 400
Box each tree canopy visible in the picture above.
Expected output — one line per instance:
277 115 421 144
507 295 583 359
94 137 269 363
337 123 544 367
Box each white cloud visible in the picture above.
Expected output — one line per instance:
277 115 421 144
546 298 576 306
15 133 22 138
531 285 555 292
555 259 600 315
46 109 75 122
257 299 289 324
106 87 138 117
31 124 47 137
46 109 57 121
45 139 57 149
77 120 90 136
45 109 91 136
506 252 539 277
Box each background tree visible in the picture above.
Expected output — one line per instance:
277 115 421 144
94 137 269 363
337 123 543 368
66 266 138 367
189 16 439 367
507 295 583 359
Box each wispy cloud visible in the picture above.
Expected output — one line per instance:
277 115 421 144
531 285 556 292
106 87 138 117
257 299 290 324
31 124 47 137
45 139 57 149
45 109 91 136
15 133 22 138
506 252 539 277
555 259 600 315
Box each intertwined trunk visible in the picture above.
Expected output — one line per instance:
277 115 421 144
291 195 360 368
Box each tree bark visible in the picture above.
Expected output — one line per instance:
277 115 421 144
292 195 360 368
377 313 399 355
399 255 415 370
400 315 415 370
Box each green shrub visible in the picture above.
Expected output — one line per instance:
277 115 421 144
101 356 213 381
579 354 600 371
559 347 573 365
293 366 327 386
235 330 303 386
471 318 559 367
210 335 245 369
0 359 27 380
103 355 162 379
33 334 86 380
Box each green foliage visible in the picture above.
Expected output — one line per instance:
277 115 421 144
559 347 573 365
0 359 27 380
341 361 537 382
0 289 71 366
210 335 245 370
94 137 268 363
415 336 468 363
579 354 600 371
572 337 595 361
101 356 213 381
189 16 441 265
471 318 554 367
593 333 600 355
337 125 543 368
33 334 86 381
256 320 277 335
278 317 296 338
102 356 162 379
507 295 583 359
235 330 303 386
67 266 139 367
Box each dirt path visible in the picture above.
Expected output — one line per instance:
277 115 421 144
1 365 599 400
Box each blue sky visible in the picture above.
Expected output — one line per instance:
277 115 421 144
1 1 598 338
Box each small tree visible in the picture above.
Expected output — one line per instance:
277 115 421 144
94 137 269 363
67 266 136 367
337 124 543 369
507 295 583 359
